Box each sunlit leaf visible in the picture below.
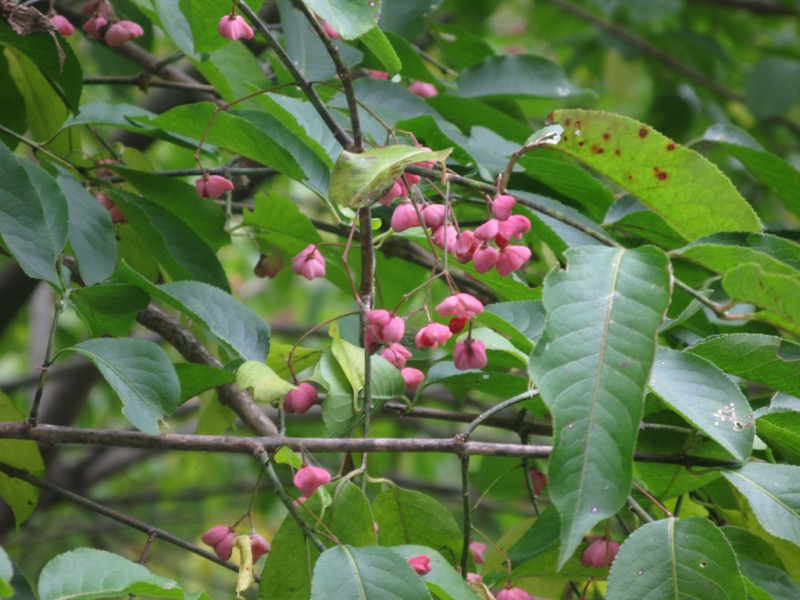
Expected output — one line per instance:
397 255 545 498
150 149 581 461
301 0 381 40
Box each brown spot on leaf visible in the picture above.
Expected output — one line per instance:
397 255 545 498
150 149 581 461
562 135 568 142
666 143 676 151
639 127 649 138
574 120 582 129
602 133 611 140
578 141 585 146
563 117 572 127
627 174 634 181
614 149 621 156
591 146 605 154
654 167 668 180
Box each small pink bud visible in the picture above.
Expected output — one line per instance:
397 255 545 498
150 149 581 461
407 554 432 575
497 587 533 600
250 533 271 562
380 343 412 369
401 367 425 393
415 323 452 350
50 14 75 36
449 316 467 334
474 218 500 242
218 14 254 41
435 293 484 319
292 245 326 280
404 173 421 186
409 81 438 98
82 16 107 39
293 464 331 498
496 246 531 276
453 339 487 371
470 540 487 564
368 70 389 80
82 0 111 18
492 194 517 221
201 525 235 561
497 215 531 242
432 225 458 252
390 203 420 232
472 244 499 274
380 180 407 205
283 382 318 414
422 204 447 230
195 174 234 198
467 573 483 584
581 539 620 568
322 23 340 39
366 309 405 345
454 231 479 263
106 20 144 46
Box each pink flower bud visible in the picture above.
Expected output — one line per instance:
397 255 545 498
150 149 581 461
366 310 406 346
529 468 548 495
453 339 487 371
322 23 340 39
250 533 271 562
470 540 487 564
390 203 420 232
380 343 412 369
292 496 307 507
380 180 407 205
409 81 438 98
422 204 447 230
497 587 533 600
415 323 452 349
50 14 75 36
292 245 326 280
369 70 389 80
106 20 144 46
82 16 107 39
467 573 483 584
283 382 318 414
435 293 484 319
497 215 531 243
401 367 425 393
195 174 234 198
201 525 235 561
218 14 254 41
404 173 421 186
293 464 331 498
432 225 458 252
496 245 531 276
492 194 517 221
472 244 499 274
474 218 500 242
581 539 620 568
407 554 432 575
82 0 111 18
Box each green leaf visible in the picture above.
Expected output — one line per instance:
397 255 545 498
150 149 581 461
0 141 65 287
379 0 443 40
723 463 800 550
745 57 800 119
529 246 671 567
69 284 150 338
479 300 547 354
63 339 180 435
0 49 28 149
236 361 295 404
120 266 269 361
425 363 531 402
702 124 800 219
546 109 762 241
457 55 592 99
756 412 800 464
722 526 800 599
180 0 230 54
302 0 382 40
56 172 117 286
649 348 753 462
373 487 464 566
687 333 800 397
428 21 494 70
360 27 402 75
0 394 44 529
389 545 481 600
722 263 800 330
679 233 800 279
0 546 11 597
315 348 357 437
267 342 323 379
310 545 431 600
174 363 235 402
38 548 208 600
516 192 609 255
604 196 689 250
329 145 452 208
606 517 746 600
273 446 303 470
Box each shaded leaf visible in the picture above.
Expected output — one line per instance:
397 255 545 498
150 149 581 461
173 363 235 402
302 0 382 40
756 412 800 464
69 284 149 338
722 526 800 600
679 233 800 278
236 361 295 404
479 300 547 354
360 27 401 75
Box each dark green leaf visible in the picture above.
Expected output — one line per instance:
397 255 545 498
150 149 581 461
174 363 235 402
722 526 800 599
745 57 800 118
756 412 800 464
425 363 531 401
529 246 672 567
479 300 547 354
604 196 689 249
679 233 800 278
69 284 149 338
360 27 401 75
379 0 443 40
389 545 481 600
429 22 495 70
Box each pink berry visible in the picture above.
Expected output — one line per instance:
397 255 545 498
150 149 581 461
293 464 331 498
218 14 254 41
390 203 420 232
467 573 483 583
283 382 318 414
497 215 531 243
195 174 234 198
250 533 271 562
407 554 432 575
415 323 452 350
201 525 235 561
105 20 144 46
380 343 412 369
496 246 531 276
380 180 407 205
492 194 517 221
81 0 111 18
449 316 467 334
50 14 75 36
497 587 533 600
82 16 107 39
366 309 405 345
453 339 487 371
470 540 487 564
432 225 458 252
292 245 326 280
409 81 438 98
454 231 479 263
401 367 425 393
404 173 421 186
422 204 447 230
322 23 340 39
474 218 500 242
368 70 389 80
581 539 620 568
435 293 484 319
472 244 499 274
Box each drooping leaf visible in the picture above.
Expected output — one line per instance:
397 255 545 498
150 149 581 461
529 246 671 567
329 145 452 208
301 0 382 40
722 526 800 600
360 27 402 75
63 339 180 435
723 462 800 550
723 263 800 331
310 545 431 600
69 284 150 338
545 109 762 241
236 361 295 404
606 517 746 600
649 348 754 462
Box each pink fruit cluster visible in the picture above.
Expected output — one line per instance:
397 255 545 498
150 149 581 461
81 1 144 46
497 587 534 600
49 14 75 36
361 310 424 393
201 526 271 562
